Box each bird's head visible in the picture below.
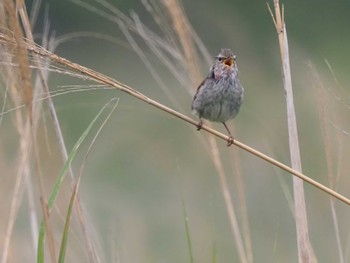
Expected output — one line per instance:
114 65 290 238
213 48 238 79
216 48 236 68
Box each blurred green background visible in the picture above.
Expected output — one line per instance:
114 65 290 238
3 0 350 262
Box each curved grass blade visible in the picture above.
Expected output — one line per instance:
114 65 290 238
58 177 81 263
59 98 119 263
37 98 118 263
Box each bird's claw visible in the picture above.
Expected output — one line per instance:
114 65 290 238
227 136 234 147
196 120 203 131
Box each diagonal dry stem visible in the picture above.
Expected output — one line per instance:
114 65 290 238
1 33 350 208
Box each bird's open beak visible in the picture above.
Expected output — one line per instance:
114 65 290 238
224 58 234 67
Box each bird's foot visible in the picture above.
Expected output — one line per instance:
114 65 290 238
227 136 234 147
196 120 203 131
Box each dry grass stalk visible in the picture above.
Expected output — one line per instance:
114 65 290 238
210 142 247 262
308 62 344 263
4 0 33 122
1 1 99 261
1 2 36 262
2 2 349 261
231 142 253 263
163 1 249 261
269 1 313 262
16 4 58 261
1 32 350 207
163 0 201 86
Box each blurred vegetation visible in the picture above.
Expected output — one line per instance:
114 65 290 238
2 0 350 262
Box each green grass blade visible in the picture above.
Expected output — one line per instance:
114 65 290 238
58 178 81 263
37 222 46 263
212 241 217 263
37 99 117 263
182 201 194 263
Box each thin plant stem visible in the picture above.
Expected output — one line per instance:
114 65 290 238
209 136 247 263
163 1 248 261
269 1 313 262
1 33 350 208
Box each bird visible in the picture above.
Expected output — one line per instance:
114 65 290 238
191 48 244 146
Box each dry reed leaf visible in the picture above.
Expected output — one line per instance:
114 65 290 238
4 0 33 123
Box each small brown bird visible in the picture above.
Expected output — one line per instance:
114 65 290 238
191 48 244 146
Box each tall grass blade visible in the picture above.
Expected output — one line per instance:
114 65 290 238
182 201 194 263
212 241 217 263
37 99 117 263
58 178 81 263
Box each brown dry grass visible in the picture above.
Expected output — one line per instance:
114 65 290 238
1 0 350 262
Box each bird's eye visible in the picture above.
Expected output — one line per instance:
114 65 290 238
217 57 223 62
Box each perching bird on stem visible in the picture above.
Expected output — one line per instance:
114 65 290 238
192 48 244 146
